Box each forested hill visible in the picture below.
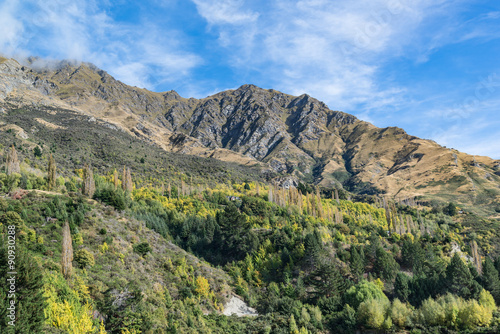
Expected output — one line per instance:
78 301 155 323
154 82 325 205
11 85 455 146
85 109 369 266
2 133 500 333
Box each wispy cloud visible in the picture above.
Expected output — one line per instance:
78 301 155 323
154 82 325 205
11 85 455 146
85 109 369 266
192 0 259 25
189 0 462 111
0 0 25 55
0 0 201 90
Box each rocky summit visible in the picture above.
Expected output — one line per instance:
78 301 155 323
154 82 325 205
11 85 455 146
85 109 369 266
1 56 499 213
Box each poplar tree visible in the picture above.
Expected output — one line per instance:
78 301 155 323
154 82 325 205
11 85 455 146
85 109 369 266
471 240 482 274
122 166 133 193
5 145 20 175
82 164 95 198
113 168 119 188
47 154 56 190
61 221 73 279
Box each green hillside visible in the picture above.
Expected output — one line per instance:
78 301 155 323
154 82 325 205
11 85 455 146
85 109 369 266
2 129 500 333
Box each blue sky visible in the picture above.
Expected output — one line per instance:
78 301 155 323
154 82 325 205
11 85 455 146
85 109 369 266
1 0 499 158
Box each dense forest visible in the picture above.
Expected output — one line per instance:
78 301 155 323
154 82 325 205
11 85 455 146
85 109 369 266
2 142 500 334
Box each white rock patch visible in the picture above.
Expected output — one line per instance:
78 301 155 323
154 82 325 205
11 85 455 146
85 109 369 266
223 296 258 317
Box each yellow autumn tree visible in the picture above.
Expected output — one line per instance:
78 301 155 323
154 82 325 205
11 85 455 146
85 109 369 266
195 276 210 299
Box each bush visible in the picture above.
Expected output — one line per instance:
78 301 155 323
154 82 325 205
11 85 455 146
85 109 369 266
93 184 127 210
390 299 411 328
74 249 95 268
344 280 388 310
0 211 24 228
133 242 152 257
357 298 390 329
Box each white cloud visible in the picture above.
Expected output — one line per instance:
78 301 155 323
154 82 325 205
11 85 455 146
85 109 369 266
192 0 259 25
188 0 463 111
0 0 25 56
0 0 201 90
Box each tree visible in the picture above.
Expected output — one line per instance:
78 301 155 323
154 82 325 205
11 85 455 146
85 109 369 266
446 253 475 298
0 243 46 333
310 255 349 300
401 239 425 275
445 202 457 216
93 184 126 210
373 247 399 281
82 163 95 198
344 280 388 310
481 258 500 303
61 221 73 279
350 246 365 280
0 211 24 229
215 203 257 262
33 146 42 158
133 242 152 257
390 299 411 328
113 168 119 188
48 154 56 190
74 249 95 268
289 314 299 334
5 145 20 175
195 276 211 298
394 273 411 303
122 166 133 193
470 240 482 274
164 288 173 308
357 298 389 329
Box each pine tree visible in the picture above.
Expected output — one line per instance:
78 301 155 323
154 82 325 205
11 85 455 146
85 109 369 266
0 244 46 333
5 145 20 175
373 246 399 281
164 288 173 308
350 246 365 280
446 252 474 298
482 258 500 303
310 256 349 299
82 164 95 198
394 272 410 302
47 154 56 190
61 221 73 279
289 314 299 334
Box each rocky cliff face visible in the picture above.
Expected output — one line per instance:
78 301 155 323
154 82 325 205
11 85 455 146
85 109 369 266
1 56 499 209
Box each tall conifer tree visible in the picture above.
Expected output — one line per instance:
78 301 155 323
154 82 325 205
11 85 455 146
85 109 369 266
48 154 56 190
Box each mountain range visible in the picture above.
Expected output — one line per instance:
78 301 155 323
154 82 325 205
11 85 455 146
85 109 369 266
1 55 499 214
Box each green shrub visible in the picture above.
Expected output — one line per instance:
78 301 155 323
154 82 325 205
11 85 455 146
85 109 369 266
93 184 127 210
74 249 95 268
134 242 152 257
